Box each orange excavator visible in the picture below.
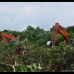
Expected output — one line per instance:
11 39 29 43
51 22 70 46
0 32 16 43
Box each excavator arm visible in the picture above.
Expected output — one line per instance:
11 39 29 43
52 22 70 45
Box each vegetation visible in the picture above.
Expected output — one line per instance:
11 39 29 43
0 25 74 72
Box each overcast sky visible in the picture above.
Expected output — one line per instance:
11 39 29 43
0 2 74 31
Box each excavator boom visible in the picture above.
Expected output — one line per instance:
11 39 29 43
58 25 70 45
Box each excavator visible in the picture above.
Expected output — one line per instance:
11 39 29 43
0 32 25 55
0 32 16 43
50 22 70 47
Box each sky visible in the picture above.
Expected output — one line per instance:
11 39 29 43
0 2 74 31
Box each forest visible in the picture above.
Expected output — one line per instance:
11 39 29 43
0 25 74 72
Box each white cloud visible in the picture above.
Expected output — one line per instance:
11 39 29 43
0 4 16 15
0 2 74 31
19 5 39 19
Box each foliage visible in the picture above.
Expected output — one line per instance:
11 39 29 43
0 25 74 72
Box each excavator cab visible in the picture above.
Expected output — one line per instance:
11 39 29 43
46 38 53 48
46 40 52 48
8 40 17 43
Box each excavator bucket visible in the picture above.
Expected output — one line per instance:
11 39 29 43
2 34 16 40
